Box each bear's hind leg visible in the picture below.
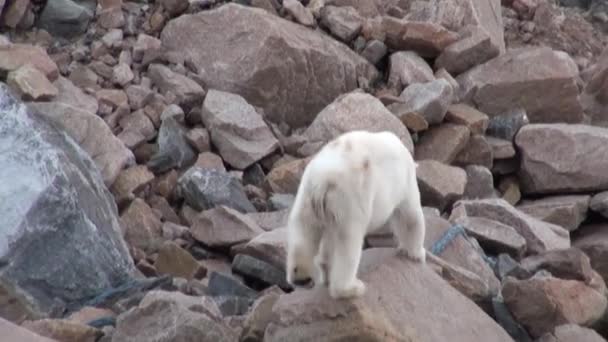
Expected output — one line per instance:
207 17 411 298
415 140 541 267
327 225 366 299
392 199 426 263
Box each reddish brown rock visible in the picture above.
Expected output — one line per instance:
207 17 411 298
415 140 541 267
161 3 378 128
398 78 454 125
320 5 364 43
516 124 608 194
487 136 516 159
387 51 434 91
7 64 57 101
265 248 512 342
148 63 205 109
415 124 470 164
502 274 607 338
417 160 467 211
0 318 55 342
1 0 29 28
155 240 206 280
445 103 489 135
452 216 526 257
454 134 493 169
21 319 102 342
537 324 607 342
435 25 500 76
133 33 161 63
120 198 163 253
573 224 608 284
231 227 286 270
0 44 59 81
186 127 211 153
458 47 583 124
110 165 155 207
303 91 413 153
382 17 459 57
518 248 595 284
191 206 264 248
265 157 309 194
517 195 590 232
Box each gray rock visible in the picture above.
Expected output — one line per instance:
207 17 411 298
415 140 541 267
232 254 290 289
486 107 529 141
147 117 196 174
177 167 256 213
213 295 253 317
147 64 205 111
207 272 257 299
398 78 454 125
463 165 495 200
283 0 315 27
416 160 467 212
590 191 608 218
517 195 590 232
0 83 134 321
191 206 264 247
201 90 279 170
160 3 378 128
435 25 500 76
387 51 434 92
269 193 295 210
320 5 364 43
452 216 526 257
360 39 387 66
37 0 95 38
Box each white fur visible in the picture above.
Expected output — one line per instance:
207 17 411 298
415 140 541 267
286 130 426 299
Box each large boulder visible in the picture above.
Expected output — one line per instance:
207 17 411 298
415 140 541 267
160 3 378 128
516 124 608 194
265 248 514 342
457 47 583 124
302 91 414 153
0 84 134 322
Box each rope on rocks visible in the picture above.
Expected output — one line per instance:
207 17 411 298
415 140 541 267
430 224 466 255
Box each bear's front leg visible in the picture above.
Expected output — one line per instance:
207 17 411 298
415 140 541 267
327 227 366 299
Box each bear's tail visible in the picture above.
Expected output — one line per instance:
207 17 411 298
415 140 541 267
309 174 344 226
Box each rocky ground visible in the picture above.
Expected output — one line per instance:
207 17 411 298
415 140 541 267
2 0 608 341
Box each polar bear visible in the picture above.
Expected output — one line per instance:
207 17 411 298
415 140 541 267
286 130 426 299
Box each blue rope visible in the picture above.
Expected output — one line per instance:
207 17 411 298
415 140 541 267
430 224 466 255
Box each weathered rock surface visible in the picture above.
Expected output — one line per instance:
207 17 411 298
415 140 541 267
574 224 608 284
590 191 608 218
113 290 236 342
458 47 583 123
320 5 363 43
177 167 256 213
516 195 590 232
201 89 279 169
416 160 467 211
232 228 287 270
265 248 514 342
451 199 570 255
36 0 95 38
0 44 59 81
387 51 434 91
7 64 58 101
503 274 607 338
415 124 470 164
120 198 163 253
147 63 205 110
191 206 264 248
21 318 102 342
516 124 608 194
147 116 196 174
451 216 526 257
303 91 413 153
0 84 134 322
161 3 378 128
397 78 454 125
537 324 607 342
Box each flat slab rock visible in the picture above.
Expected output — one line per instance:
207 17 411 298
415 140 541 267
161 3 378 128
516 124 608 195
516 195 590 232
265 248 514 342
0 317 56 342
0 84 134 321
451 198 570 255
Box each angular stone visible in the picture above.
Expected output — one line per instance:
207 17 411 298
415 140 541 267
192 206 264 248
454 134 493 168
486 107 529 141
101 28 123 48
112 63 134 86
360 39 387 66
118 110 156 148
537 324 607 342
265 157 312 194
458 47 583 123
417 160 467 211
573 224 608 284
98 6 124 29
7 64 58 101
452 216 526 257
382 17 459 57
246 210 289 231
147 63 205 109
487 137 516 159
283 0 314 27
398 78 454 125
207 271 257 299
186 127 211 153
26 101 134 187
231 228 287 270
445 103 489 134
451 198 570 255
405 0 505 54
415 124 470 164
387 51 434 92
36 0 94 38
178 167 256 213
435 25 500 76
113 290 236 342
518 248 595 284
463 165 495 200
516 124 608 194
0 44 59 81
502 274 607 338
160 3 378 128
147 117 196 174
52 77 98 115
1 0 29 28
96 88 128 110
499 176 521 206
21 319 102 342
517 195 590 232
320 5 363 43
160 0 189 16
0 318 55 341
69 65 99 90
155 241 205 280
0 85 134 321
390 109 429 133
239 289 280 341
201 90 279 170
193 152 226 171
265 248 513 342
232 254 289 289
125 85 153 111
110 165 155 207
133 33 161 63
303 91 413 153
120 198 163 253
